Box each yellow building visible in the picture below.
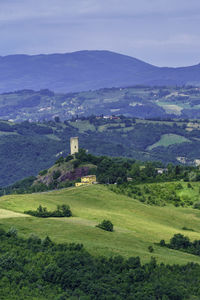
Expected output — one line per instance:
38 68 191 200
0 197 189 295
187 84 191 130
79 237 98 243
75 175 97 187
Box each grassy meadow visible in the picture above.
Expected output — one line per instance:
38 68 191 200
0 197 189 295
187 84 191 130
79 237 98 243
148 133 190 150
1 184 200 264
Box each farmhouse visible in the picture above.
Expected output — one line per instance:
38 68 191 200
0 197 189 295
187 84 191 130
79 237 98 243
156 168 168 175
75 175 97 187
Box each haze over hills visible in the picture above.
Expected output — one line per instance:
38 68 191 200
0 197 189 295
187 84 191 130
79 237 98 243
1 85 200 122
0 50 200 93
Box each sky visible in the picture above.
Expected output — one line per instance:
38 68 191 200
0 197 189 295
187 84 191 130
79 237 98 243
0 0 199 67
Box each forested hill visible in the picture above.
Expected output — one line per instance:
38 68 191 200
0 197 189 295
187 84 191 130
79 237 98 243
1 117 200 187
0 50 200 94
2 86 200 122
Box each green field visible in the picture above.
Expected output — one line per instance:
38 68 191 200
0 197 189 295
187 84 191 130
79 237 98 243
69 120 96 132
158 103 182 115
148 133 190 150
1 185 200 264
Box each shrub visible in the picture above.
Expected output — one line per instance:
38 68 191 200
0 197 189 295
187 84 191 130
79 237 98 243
65 155 74 162
159 239 166 247
169 233 191 249
53 170 61 180
182 226 194 232
73 159 81 168
6 227 18 237
27 234 42 245
175 183 183 190
96 220 114 232
0 228 6 236
54 205 72 217
148 246 154 253
55 157 64 165
187 183 193 189
25 204 72 218
42 236 54 247
39 169 48 176
193 201 200 209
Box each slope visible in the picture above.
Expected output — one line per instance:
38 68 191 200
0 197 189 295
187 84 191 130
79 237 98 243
0 50 158 93
2 86 200 122
1 185 200 264
1 117 200 187
0 50 200 93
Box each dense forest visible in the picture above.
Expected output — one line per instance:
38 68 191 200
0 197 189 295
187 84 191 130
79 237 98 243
1 227 200 299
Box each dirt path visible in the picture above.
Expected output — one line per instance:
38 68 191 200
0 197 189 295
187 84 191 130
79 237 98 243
0 209 29 219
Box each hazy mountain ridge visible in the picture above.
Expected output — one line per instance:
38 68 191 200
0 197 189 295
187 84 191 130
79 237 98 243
0 50 200 93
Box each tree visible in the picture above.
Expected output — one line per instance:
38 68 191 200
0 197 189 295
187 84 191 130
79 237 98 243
96 220 114 232
148 246 154 253
129 163 140 178
54 116 60 123
170 234 190 249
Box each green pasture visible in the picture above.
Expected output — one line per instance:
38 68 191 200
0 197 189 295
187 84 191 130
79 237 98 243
1 185 200 264
0 131 18 136
148 133 190 150
69 120 96 132
157 101 190 115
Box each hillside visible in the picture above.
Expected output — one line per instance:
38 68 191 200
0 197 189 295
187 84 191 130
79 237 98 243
1 184 200 265
0 51 200 94
1 117 200 187
2 86 200 122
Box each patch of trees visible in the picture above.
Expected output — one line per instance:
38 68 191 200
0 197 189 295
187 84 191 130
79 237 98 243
72 149 129 184
96 220 114 232
17 95 41 108
1 228 200 299
110 181 195 207
160 233 200 256
25 204 72 218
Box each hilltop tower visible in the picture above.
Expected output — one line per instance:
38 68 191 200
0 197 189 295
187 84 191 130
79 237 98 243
70 137 79 155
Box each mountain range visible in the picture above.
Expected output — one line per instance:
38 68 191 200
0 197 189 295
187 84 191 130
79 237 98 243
0 50 200 93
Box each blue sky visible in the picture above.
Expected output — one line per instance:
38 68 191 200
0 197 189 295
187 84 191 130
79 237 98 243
0 0 199 66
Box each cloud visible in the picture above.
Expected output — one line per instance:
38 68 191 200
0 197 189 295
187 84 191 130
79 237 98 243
1 0 200 21
0 0 199 66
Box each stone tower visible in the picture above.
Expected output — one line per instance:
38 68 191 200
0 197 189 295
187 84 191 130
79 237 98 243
70 137 79 155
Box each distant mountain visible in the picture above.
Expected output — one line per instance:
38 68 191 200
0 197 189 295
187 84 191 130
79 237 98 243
0 50 200 93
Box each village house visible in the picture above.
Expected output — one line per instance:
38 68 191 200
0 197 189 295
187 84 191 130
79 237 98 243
75 175 97 187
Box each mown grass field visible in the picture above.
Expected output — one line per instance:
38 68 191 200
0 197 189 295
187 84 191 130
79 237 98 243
1 184 200 264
